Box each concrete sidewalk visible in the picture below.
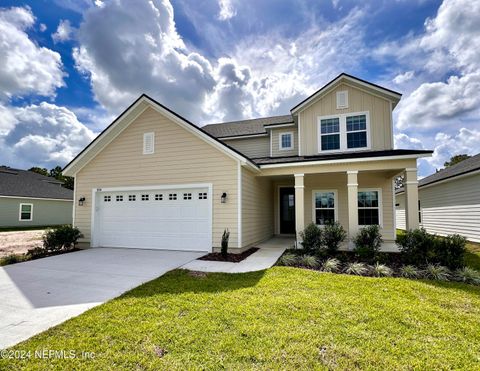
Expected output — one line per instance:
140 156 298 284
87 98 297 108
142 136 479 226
181 236 294 273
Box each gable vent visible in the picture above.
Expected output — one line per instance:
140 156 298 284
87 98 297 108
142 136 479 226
143 132 155 154
336 90 348 109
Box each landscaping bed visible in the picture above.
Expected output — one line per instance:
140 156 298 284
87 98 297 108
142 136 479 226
2 268 480 370
198 247 259 262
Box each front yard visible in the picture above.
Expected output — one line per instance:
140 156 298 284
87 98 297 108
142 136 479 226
0 229 44 258
2 267 480 370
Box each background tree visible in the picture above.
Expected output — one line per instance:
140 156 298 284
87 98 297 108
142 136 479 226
28 165 74 190
28 167 49 176
394 174 404 190
444 154 471 168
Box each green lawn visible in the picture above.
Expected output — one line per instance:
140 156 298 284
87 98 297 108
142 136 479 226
466 242 480 271
2 268 480 370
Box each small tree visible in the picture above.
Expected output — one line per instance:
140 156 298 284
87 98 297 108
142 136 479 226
322 221 347 254
300 223 322 254
221 229 230 258
353 225 383 261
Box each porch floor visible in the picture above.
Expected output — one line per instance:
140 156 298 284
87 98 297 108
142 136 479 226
181 236 294 273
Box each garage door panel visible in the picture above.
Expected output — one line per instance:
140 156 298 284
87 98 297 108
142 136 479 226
95 186 211 251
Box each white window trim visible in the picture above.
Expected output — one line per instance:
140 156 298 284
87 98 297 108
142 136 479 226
312 189 338 226
317 111 371 153
358 188 383 227
19 203 33 221
279 132 294 151
336 90 349 109
143 132 155 154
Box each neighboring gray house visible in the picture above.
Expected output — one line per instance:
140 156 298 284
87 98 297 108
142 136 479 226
396 153 480 242
0 167 73 228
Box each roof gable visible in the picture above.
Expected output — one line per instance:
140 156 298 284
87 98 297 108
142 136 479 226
290 73 402 114
63 95 258 176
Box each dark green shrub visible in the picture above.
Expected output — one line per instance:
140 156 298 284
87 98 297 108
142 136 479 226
433 234 466 269
221 229 230 258
353 225 383 261
42 225 82 252
0 254 24 266
322 221 347 254
396 228 435 265
300 223 322 254
26 246 48 259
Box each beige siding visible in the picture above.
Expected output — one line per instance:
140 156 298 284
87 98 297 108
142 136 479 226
241 168 274 246
298 83 393 155
397 173 480 242
223 136 269 158
274 171 396 242
270 127 298 157
75 107 240 248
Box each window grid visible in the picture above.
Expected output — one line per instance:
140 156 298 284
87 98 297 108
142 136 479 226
141 194 149 201
116 195 123 202
318 113 368 152
155 194 163 201
20 204 32 221
128 195 136 201
280 133 293 150
358 190 380 225
346 115 367 149
314 191 336 225
169 193 177 200
320 118 340 151
183 193 192 200
104 195 111 202
199 192 208 200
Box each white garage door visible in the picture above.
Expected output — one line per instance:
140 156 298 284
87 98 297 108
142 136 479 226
94 186 211 251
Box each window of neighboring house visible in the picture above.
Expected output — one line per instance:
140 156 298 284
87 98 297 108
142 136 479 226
19 203 33 221
418 200 422 223
313 190 337 225
358 190 381 226
320 118 340 151
279 132 293 150
318 112 369 152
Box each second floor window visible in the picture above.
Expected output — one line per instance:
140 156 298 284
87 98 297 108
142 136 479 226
318 112 369 152
279 132 293 150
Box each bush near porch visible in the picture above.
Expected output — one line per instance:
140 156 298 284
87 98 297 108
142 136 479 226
287 223 480 285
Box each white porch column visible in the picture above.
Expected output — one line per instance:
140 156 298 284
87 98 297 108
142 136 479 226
404 168 419 230
347 171 359 240
294 174 305 242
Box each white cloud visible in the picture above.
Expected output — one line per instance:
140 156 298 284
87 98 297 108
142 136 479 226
39 23 47 32
218 0 236 20
0 7 65 99
393 71 414 85
0 102 95 168
394 133 424 150
52 19 74 43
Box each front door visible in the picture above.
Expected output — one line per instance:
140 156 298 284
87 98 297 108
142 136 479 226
280 187 295 234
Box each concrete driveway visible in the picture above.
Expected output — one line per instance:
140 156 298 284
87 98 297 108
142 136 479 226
0 248 204 349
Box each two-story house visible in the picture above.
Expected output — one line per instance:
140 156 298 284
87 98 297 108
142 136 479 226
64 73 432 252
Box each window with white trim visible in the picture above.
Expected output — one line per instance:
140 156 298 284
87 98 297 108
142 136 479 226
313 190 337 225
116 195 123 202
19 203 33 221
143 132 155 154
183 193 192 200
169 193 177 200
336 90 348 109
279 132 293 150
104 195 111 202
199 192 207 200
155 194 163 201
358 190 381 225
128 195 136 201
141 194 149 201
318 112 369 152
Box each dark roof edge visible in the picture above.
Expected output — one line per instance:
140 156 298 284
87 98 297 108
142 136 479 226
64 94 258 173
290 73 402 113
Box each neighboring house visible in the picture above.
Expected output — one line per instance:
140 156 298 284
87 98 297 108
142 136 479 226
0 167 73 228
63 73 431 252
396 153 480 242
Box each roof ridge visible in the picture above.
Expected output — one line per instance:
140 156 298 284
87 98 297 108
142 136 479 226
203 114 292 127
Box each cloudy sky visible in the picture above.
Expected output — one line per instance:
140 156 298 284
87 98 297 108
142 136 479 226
0 0 479 176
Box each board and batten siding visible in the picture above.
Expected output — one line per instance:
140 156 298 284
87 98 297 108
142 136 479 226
0 197 72 227
241 168 274 247
298 83 393 156
74 107 240 248
396 172 480 242
270 127 299 157
223 136 269 158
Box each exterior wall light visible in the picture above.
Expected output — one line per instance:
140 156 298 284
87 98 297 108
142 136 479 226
221 192 227 203
78 197 86 206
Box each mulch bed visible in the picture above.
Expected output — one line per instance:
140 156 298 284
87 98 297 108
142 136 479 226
198 247 259 263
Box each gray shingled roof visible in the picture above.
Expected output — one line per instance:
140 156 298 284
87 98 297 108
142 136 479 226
202 115 294 138
253 149 433 165
419 153 480 188
0 167 73 200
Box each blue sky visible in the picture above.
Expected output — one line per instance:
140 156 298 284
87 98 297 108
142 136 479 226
0 0 479 177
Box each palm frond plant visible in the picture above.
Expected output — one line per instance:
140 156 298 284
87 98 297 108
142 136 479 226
399 265 421 279
344 262 368 276
425 264 450 281
371 262 393 277
322 258 341 273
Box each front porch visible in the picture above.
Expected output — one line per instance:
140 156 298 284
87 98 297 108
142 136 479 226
265 165 419 251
